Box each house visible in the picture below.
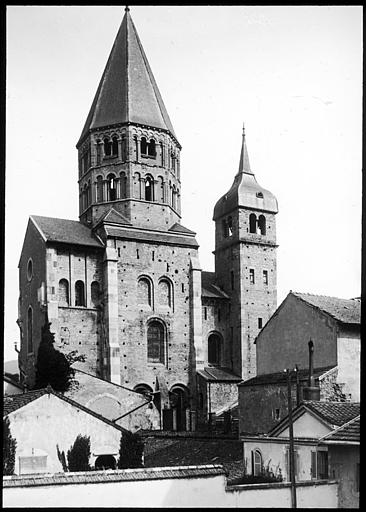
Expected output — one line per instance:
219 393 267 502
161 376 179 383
4 387 129 474
238 291 360 434
242 400 360 508
17 6 279 430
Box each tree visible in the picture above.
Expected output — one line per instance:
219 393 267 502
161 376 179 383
34 319 84 392
67 435 91 472
118 432 144 469
3 417 17 475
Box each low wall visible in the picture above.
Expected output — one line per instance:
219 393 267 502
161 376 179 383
3 465 338 508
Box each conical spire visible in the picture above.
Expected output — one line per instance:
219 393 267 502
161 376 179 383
238 123 253 175
77 8 177 146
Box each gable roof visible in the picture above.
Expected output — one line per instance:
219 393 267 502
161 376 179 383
78 8 177 146
292 292 361 325
197 367 242 382
30 216 104 249
168 223 196 235
319 415 360 445
269 400 360 436
94 207 132 227
238 365 335 387
4 387 128 433
201 271 230 299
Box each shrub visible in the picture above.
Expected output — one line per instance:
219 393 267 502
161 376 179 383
3 417 17 475
67 435 91 472
118 431 144 469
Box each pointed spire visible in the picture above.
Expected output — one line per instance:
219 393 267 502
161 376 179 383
238 122 253 175
77 8 177 146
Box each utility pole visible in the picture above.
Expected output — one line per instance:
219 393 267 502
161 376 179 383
285 368 297 508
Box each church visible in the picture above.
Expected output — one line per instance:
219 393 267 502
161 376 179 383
17 7 278 430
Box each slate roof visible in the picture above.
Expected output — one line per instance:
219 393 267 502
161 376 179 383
319 416 360 444
303 401 360 428
293 292 361 325
238 365 335 387
201 271 230 299
78 9 177 146
168 223 196 235
198 367 242 382
3 465 225 487
31 216 104 248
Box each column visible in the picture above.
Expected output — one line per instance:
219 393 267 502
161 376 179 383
189 255 204 369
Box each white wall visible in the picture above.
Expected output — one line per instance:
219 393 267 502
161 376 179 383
278 411 331 439
337 335 360 401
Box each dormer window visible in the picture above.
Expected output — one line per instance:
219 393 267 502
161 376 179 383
256 192 263 198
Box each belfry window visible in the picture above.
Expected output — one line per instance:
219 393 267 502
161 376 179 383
96 176 103 202
148 139 156 157
75 280 85 307
141 137 148 155
107 174 117 201
258 215 266 235
145 176 154 201
228 216 233 236
104 137 112 157
112 136 118 157
147 320 165 364
249 213 257 234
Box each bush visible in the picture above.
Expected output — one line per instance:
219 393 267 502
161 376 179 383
3 417 17 475
118 431 144 469
67 435 91 472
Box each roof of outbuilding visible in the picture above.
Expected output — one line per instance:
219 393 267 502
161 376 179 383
30 216 104 248
292 292 361 325
319 415 360 444
201 271 230 299
238 365 335 387
78 9 177 146
303 401 360 428
197 367 242 382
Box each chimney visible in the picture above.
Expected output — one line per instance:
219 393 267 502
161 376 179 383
302 339 320 401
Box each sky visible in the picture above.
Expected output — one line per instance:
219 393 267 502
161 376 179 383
5 5 362 363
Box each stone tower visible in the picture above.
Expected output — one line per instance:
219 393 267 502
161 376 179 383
213 126 278 381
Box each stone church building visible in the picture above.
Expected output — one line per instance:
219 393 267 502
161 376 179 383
18 8 278 430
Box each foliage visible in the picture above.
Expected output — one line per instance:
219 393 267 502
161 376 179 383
34 319 85 392
117 431 144 469
3 417 17 475
232 458 283 485
56 444 68 472
67 435 91 472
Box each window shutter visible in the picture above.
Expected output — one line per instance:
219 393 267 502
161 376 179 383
251 450 254 475
311 451 317 478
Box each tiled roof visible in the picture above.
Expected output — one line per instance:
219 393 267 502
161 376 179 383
303 401 360 427
3 465 225 488
105 226 198 247
238 365 335 387
319 416 360 444
3 389 48 415
78 10 177 146
95 207 132 227
168 223 196 235
293 292 361 325
31 216 104 248
198 367 242 382
201 271 230 299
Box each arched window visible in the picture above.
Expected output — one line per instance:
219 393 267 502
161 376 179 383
252 449 263 476
148 139 156 157
133 172 141 199
160 142 164 166
249 213 257 234
120 172 127 199
96 176 103 202
147 320 165 364
91 281 101 308
107 174 117 201
145 176 154 201
258 215 266 235
95 455 116 470
138 277 152 306
157 176 164 202
27 306 33 353
112 136 118 157
87 180 92 207
228 216 233 236
58 279 69 306
96 139 101 165
141 137 148 155
75 280 85 307
169 385 189 431
121 136 127 161
208 333 222 366
134 383 153 399
158 278 172 308
104 137 112 157
172 185 177 209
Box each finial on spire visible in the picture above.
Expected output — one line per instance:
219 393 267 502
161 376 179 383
125 5 130 12
242 122 245 139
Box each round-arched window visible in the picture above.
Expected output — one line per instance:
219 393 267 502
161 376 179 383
208 333 222 366
147 320 165 364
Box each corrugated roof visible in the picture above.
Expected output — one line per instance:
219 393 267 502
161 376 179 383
319 415 360 444
197 367 242 382
78 9 177 146
201 271 230 299
293 292 361 325
238 365 335 387
31 216 104 248
303 401 360 427
3 465 225 488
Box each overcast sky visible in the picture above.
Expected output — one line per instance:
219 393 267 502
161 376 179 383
5 5 362 363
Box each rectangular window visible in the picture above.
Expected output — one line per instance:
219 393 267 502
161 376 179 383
263 270 268 285
285 447 299 481
311 450 329 480
249 269 255 284
258 317 263 329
